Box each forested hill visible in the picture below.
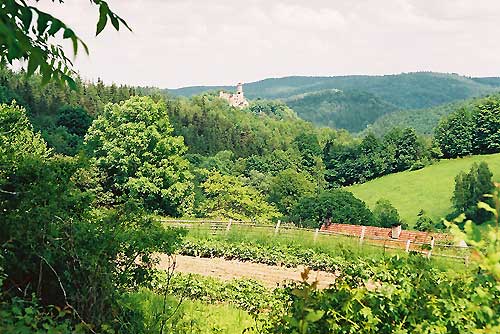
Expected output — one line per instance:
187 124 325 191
366 93 500 136
471 77 500 87
167 72 497 110
285 89 398 132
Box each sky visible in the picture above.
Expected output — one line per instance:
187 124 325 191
38 0 500 88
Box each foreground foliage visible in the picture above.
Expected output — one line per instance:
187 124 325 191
260 193 500 334
1 102 186 332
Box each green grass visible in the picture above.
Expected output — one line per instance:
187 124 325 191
128 289 256 334
347 153 500 227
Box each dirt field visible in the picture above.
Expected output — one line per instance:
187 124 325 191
158 254 337 288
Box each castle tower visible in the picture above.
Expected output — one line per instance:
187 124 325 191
219 82 249 108
237 82 243 96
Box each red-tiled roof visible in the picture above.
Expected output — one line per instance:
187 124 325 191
320 223 451 244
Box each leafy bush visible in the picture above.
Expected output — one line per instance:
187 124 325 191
373 199 403 228
179 239 365 274
261 255 499 334
290 189 375 228
154 272 283 315
452 162 494 224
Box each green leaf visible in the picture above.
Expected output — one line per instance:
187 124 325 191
96 3 109 35
478 201 496 215
37 12 50 34
110 14 119 31
63 28 75 39
305 309 325 322
26 55 39 76
48 20 63 36
63 75 78 91
20 7 33 29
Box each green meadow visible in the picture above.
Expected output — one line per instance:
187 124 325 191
348 153 500 227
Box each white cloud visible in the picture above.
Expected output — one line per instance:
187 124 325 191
36 0 500 88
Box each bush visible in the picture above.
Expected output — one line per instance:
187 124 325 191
452 162 494 224
373 199 402 228
290 190 375 228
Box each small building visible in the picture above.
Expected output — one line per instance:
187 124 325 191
219 83 249 108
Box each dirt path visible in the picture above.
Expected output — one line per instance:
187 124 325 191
158 255 337 289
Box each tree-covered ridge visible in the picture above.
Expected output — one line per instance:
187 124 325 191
285 89 398 132
168 72 497 109
471 77 500 87
164 93 338 158
365 94 500 136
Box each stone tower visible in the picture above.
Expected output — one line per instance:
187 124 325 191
219 82 249 108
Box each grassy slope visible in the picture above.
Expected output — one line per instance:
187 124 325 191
347 153 500 227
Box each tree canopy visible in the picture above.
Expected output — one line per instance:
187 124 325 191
85 96 194 216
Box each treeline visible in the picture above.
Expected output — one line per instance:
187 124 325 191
323 128 435 187
0 67 140 154
435 98 500 158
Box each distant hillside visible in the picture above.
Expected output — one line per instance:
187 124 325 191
347 153 500 227
365 93 500 136
471 77 500 87
168 72 497 110
285 89 398 132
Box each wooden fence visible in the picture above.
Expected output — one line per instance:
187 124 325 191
160 219 471 264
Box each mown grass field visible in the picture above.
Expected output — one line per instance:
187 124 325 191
347 153 500 227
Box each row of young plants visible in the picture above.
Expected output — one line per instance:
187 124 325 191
152 272 286 316
179 239 353 273
172 240 497 334
178 237 461 274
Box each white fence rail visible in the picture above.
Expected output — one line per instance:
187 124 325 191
160 219 471 264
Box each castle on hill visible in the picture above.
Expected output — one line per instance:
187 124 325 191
219 83 249 108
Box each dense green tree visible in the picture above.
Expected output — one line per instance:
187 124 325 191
290 190 375 228
434 108 474 158
414 209 445 232
472 99 500 154
198 171 279 221
199 150 236 175
373 199 403 228
268 169 316 216
165 93 329 158
452 162 494 224
323 127 429 187
85 96 194 216
293 132 322 170
248 99 297 119
56 105 93 136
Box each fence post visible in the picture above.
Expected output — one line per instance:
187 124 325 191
405 240 411 252
359 226 366 245
226 218 232 233
427 237 435 259
274 220 281 235
314 228 319 243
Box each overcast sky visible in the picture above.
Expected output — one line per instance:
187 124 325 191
39 0 500 88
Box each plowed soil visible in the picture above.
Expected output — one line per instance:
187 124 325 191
158 254 337 289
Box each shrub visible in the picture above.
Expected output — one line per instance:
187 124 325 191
290 190 375 228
